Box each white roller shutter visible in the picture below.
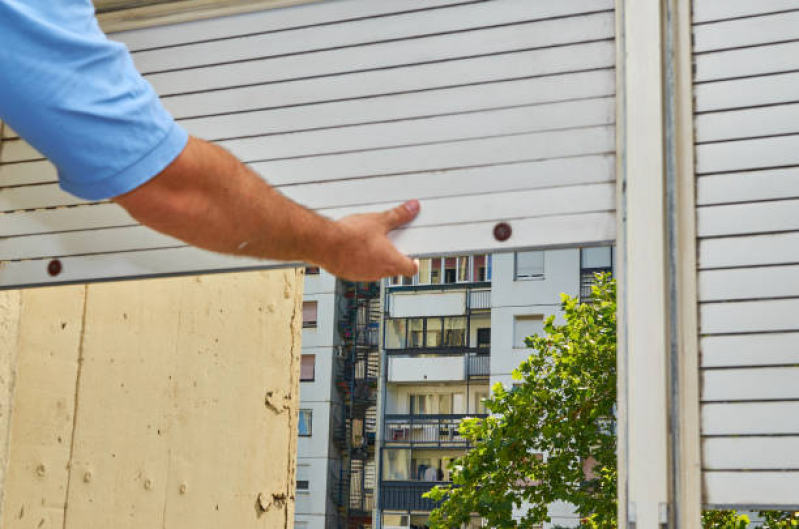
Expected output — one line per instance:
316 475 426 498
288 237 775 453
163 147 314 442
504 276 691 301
0 0 617 288
694 0 799 509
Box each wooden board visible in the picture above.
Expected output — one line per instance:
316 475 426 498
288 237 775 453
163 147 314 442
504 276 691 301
0 270 303 529
0 0 617 288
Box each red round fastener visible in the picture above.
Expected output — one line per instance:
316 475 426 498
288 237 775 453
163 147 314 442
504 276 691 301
493 222 512 242
47 259 62 277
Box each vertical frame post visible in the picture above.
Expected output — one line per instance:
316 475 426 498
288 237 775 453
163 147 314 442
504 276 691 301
617 0 701 526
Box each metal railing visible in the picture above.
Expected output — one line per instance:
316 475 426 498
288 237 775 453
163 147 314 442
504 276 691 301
468 289 491 310
379 481 448 512
384 414 488 447
466 353 490 377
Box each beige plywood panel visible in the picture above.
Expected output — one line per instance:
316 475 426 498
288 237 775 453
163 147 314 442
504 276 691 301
0 289 22 524
0 270 303 528
703 437 799 470
702 333 799 368
0 286 87 529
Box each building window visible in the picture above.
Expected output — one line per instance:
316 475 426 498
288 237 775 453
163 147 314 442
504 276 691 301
298 410 312 436
383 449 411 481
476 328 491 349
304 266 320 275
514 315 544 348
580 247 613 301
302 301 317 328
417 258 432 284
431 258 443 284
442 316 466 347
300 355 315 382
443 257 457 283
515 251 545 280
296 480 310 491
472 254 490 282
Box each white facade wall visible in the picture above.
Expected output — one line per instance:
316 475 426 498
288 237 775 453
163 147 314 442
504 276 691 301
296 270 341 529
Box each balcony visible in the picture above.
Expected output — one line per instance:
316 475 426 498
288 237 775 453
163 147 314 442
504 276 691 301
384 414 487 447
387 353 489 383
379 481 447 512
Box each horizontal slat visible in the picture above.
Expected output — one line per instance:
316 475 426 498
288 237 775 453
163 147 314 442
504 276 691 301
702 367 799 402
148 15 614 96
0 140 43 163
702 333 799 368
249 126 615 186
163 40 616 119
0 182 615 256
697 199 799 237
1 154 615 212
701 298 799 335
693 10 799 53
697 135 799 174
0 211 615 288
695 71 799 112
0 204 132 238
1 124 17 139
132 2 613 73
700 232 799 269
693 0 799 24
695 103 799 143
699 265 799 301
181 70 616 141
115 0 482 51
697 169 799 206
704 471 799 508
217 98 615 163
703 437 799 470
0 160 57 187
702 401 799 435
694 41 799 83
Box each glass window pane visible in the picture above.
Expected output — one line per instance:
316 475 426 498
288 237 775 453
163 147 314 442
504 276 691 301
302 301 317 328
444 257 457 284
408 319 424 348
581 246 612 269
515 251 545 279
300 355 315 381
472 255 487 282
385 319 407 349
401 275 413 286
443 316 466 347
426 318 442 348
298 410 312 436
457 256 469 282
383 449 411 481
438 394 452 415
431 258 443 284
487 254 493 281
418 258 431 284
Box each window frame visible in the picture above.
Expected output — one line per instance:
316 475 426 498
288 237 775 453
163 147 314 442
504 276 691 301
300 354 315 382
514 251 546 281
302 300 318 329
298 409 313 437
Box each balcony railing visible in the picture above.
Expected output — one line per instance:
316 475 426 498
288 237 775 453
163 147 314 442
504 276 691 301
468 289 491 310
466 353 490 377
384 414 487 447
379 481 448 512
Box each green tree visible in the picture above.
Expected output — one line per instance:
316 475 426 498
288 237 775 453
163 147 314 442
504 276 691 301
425 275 617 528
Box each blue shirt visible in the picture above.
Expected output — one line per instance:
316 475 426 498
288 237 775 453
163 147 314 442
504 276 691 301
0 0 188 200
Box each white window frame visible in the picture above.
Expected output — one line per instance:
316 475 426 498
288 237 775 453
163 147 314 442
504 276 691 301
514 251 545 281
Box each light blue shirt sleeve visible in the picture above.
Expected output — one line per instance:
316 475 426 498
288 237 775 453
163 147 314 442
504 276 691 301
0 0 189 200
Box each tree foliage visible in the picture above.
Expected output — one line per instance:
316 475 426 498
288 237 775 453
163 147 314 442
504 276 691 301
425 275 617 528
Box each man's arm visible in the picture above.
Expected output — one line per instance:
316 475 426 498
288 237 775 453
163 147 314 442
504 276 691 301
114 136 419 281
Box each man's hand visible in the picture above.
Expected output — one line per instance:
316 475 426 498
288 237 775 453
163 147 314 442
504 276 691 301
321 201 420 281
115 136 419 281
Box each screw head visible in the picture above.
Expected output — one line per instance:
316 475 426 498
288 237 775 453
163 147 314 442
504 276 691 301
47 259 62 277
493 222 512 242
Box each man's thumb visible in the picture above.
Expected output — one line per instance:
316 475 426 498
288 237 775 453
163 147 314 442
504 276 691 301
382 200 420 230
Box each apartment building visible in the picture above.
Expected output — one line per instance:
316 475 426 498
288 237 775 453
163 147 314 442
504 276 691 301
376 248 613 529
